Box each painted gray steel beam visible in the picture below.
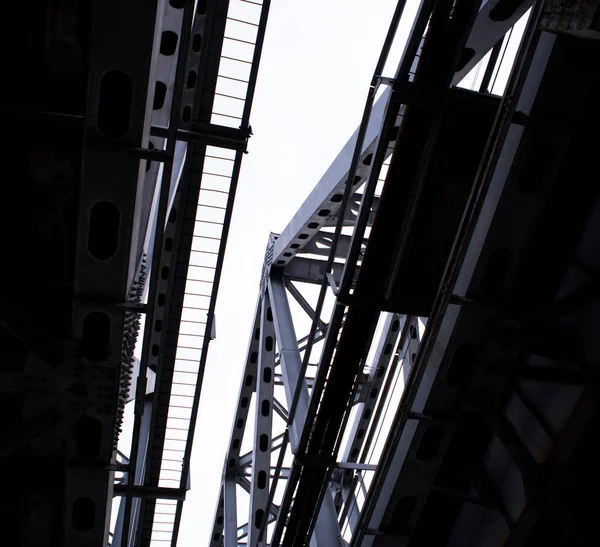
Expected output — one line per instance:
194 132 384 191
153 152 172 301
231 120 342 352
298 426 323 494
224 478 238 547
248 291 276 547
239 432 286 470
267 273 310 448
128 0 187 292
243 467 292 479
225 300 261 477
453 0 535 86
284 279 327 331
209 484 226 546
358 316 412 465
298 232 368 261
237 476 280 520
143 0 273 539
284 258 353 287
272 87 392 267
273 397 289 421
268 270 343 547
125 0 203 540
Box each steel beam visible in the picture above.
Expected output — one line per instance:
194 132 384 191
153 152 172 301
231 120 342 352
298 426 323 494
342 314 403 472
113 485 186 500
299 232 368 260
284 258 351 286
284 280 327 332
210 300 262 547
453 0 535 85
271 87 392 267
122 0 197 542
268 270 343 546
268 272 310 449
150 123 250 151
224 479 237 547
113 398 153 547
239 432 286 470
248 292 276 547
273 398 289 420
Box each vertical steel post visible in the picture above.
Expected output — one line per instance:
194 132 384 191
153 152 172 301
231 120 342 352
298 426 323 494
224 479 238 547
268 270 343 546
248 291 276 547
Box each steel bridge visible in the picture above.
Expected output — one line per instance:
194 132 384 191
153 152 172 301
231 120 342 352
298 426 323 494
2 0 600 546
1 0 271 545
209 0 600 546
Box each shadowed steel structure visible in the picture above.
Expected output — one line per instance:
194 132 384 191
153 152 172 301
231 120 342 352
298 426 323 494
211 0 600 545
3 0 600 545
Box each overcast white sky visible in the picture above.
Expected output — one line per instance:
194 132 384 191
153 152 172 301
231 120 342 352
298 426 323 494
177 0 411 544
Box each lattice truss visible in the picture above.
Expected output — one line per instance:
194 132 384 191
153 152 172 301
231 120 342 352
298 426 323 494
207 36 423 544
210 284 426 546
207 0 540 544
108 0 271 546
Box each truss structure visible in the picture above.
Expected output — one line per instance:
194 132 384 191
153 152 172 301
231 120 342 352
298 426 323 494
6 0 600 544
210 0 600 545
108 1 271 546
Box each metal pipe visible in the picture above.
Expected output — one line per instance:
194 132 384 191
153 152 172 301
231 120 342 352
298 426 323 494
373 0 410 78
479 38 504 93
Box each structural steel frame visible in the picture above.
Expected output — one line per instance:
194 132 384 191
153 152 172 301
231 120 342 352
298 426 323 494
209 0 583 545
110 0 272 546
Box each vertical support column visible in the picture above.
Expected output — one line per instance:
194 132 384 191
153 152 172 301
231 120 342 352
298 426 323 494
248 291 275 547
224 479 238 547
268 270 343 547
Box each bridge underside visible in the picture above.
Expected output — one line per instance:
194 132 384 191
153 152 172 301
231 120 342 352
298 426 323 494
3 0 600 545
214 0 600 546
1 0 270 545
